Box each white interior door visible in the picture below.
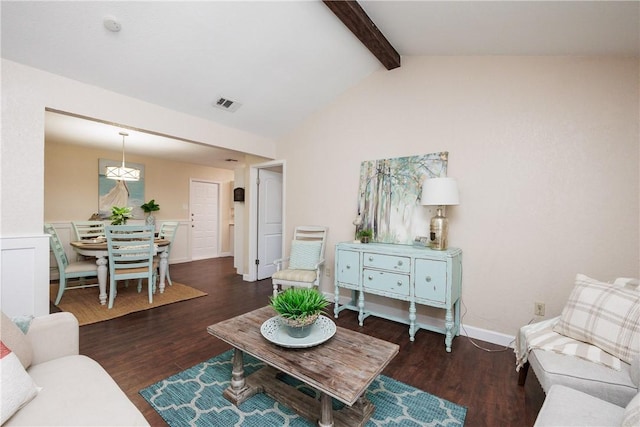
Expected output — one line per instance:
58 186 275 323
190 180 219 260
257 169 282 280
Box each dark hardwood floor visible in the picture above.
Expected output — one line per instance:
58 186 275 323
71 257 533 426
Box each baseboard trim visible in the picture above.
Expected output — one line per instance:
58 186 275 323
327 291 516 348
459 323 515 348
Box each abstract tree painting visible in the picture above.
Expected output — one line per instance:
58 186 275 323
357 152 448 244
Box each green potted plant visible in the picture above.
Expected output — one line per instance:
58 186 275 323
358 228 373 244
109 206 133 225
269 288 329 338
141 199 160 226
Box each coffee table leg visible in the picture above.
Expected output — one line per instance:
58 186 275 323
223 348 259 405
318 392 334 427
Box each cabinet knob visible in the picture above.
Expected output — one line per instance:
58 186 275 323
397 281 402 286
368 275 373 280
368 256 374 261
397 260 403 266
425 276 432 282
346 264 351 269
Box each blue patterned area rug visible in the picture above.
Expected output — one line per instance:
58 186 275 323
140 350 467 426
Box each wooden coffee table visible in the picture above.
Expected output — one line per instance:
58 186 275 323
207 306 399 427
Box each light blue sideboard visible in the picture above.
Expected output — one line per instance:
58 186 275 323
334 242 463 352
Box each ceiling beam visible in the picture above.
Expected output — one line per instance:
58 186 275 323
323 0 400 70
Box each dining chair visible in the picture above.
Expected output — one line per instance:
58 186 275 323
44 223 99 305
71 220 106 240
71 220 106 262
105 225 156 309
156 221 179 286
272 225 328 297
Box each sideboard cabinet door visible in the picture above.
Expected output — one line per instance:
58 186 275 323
414 259 447 304
336 249 360 288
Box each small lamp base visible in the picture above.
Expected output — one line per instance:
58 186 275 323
429 207 449 250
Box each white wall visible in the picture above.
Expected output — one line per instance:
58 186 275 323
277 56 639 339
1 59 276 316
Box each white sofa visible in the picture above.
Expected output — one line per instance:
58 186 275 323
526 347 637 407
533 385 636 427
530 348 639 427
1 311 149 426
517 275 640 426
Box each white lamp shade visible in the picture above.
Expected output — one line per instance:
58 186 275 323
106 131 140 181
105 165 140 181
421 177 460 206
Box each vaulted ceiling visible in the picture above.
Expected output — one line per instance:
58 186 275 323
2 1 638 168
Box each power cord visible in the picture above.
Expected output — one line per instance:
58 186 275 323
460 298 536 353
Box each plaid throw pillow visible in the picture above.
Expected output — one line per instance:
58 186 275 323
553 274 640 364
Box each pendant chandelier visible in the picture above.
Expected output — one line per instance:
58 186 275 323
105 132 140 181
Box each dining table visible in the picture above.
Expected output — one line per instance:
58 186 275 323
70 238 171 305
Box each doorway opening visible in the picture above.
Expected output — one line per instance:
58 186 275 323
246 160 285 282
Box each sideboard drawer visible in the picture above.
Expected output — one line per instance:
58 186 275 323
363 269 410 297
363 252 410 273
336 249 360 286
414 259 447 303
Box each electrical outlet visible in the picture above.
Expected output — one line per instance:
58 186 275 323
534 302 545 316
324 267 331 278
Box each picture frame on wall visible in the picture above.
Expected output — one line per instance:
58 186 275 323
357 152 448 245
98 158 145 219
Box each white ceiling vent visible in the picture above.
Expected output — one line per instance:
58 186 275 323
213 96 242 113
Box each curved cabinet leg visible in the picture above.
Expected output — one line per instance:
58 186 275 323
358 290 365 326
445 307 454 352
409 300 416 341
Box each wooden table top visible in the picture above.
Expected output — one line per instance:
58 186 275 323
207 306 399 406
70 238 170 250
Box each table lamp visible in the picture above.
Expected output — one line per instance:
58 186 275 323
421 177 460 250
